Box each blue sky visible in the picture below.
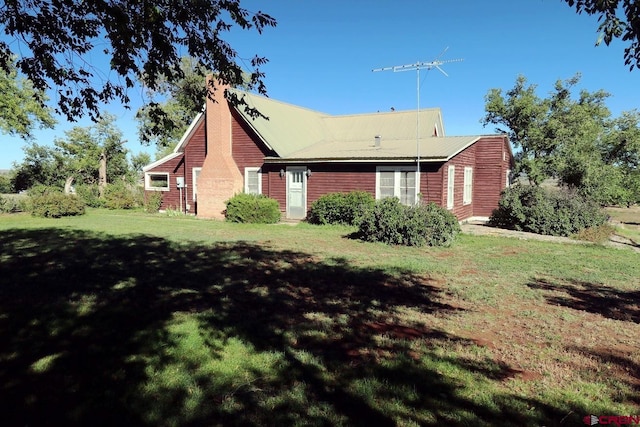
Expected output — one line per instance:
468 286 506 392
1 0 639 170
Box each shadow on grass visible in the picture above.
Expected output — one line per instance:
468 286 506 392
528 278 640 323
567 345 640 407
0 228 589 426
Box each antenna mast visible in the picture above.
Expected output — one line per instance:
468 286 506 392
372 48 463 204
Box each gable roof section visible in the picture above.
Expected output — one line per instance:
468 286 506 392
230 90 328 157
231 90 447 160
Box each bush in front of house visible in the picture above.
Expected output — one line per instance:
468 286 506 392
144 191 163 213
104 182 138 210
307 191 375 226
28 186 86 218
489 185 609 236
357 197 461 247
225 193 281 224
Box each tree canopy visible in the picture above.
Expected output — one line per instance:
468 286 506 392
0 0 276 126
12 114 136 192
564 0 640 70
482 74 640 205
136 56 208 150
0 59 55 138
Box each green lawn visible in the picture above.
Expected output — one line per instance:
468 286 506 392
1 209 638 426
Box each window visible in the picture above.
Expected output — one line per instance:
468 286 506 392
145 172 170 191
192 167 201 201
506 169 511 188
376 167 417 205
463 167 473 205
244 167 261 195
447 165 455 209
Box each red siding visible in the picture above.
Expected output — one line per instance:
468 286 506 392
420 163 444 206
428 136 511 220
231 110 276 195
263 166 286 213
144 120 207 213
445 144 476 220
306 163 376 207
184 120 206 214
473 136 510 217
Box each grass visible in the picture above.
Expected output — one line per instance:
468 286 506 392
0 208 638 426
607 205 640 248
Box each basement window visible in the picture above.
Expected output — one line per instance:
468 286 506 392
145 172 170 191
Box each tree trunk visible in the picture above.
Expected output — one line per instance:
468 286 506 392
64 176 75 194
98 150 107 198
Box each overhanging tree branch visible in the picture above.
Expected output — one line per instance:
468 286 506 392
0 0 276 123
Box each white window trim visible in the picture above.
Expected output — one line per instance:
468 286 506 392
447 165 455 209
244 167 262 195
192 167 202 201
145 172 170 191
375 166 419 205
463 166 473 205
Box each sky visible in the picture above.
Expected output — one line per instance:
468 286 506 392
1 0 639 170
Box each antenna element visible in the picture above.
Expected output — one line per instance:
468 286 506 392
372 48 463 204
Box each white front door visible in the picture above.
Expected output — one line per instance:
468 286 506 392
286 167 307 219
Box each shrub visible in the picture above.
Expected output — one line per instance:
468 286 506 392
29 189 86 218
225 193 281 224
0 174 13 193
572 224 615 244
307 191 375 226
75 184 105 208
144 191 163 213
357 198 460 247
0 195 22 213
489 185 609 236
104 183 137 209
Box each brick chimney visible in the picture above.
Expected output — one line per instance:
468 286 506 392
196 78 244 219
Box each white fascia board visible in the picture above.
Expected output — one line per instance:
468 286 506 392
142 152 183 172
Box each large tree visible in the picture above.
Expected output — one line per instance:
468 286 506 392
0 1 276 128
482 74 640 205
0 59 55 138
12 114 134 192
564 0 640 70
136 56 209 150
54 114 130 191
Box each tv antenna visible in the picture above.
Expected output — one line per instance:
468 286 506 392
372 47 463 201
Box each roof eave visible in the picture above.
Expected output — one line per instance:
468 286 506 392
264 156 448 164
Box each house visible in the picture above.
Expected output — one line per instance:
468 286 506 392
143 81 514 221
